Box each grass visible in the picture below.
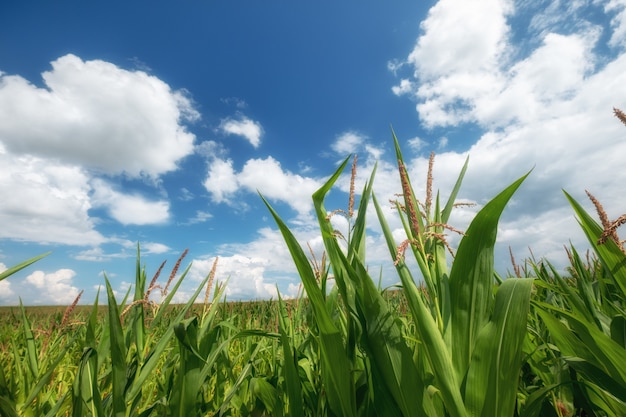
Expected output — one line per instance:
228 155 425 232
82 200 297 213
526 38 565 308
1 120 625 416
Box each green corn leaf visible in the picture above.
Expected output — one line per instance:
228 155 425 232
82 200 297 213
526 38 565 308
310 153 427 415
85 289 100 349
537 305 626 391
21 332 80 412
126 262 211 404
170 317 203 417
104 276 127 417
72 347 103 417
277 291 304 417
151 262 193 328
0 252 50 282
219 341 264 416
19 300 38 379
441 157 469 225
464 278 533 417
518 383 565 417
261 192 357 417
356 259 426 416
535 306 626 407
347 161 377 264
250 377 282 417
373 193 467 417
0 395 18 417
132 244 146 362
611 316 626 348
43 391 70 417
564 190 626 297
449 172 530 382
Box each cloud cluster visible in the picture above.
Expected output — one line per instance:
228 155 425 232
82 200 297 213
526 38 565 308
389 0 626 269
198 0 626 299
0 54 198 177
204 156 322 217
0 54 199 246
24 268 82 305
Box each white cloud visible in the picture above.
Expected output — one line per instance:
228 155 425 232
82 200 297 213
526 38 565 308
0 280 13 301
203 158 239 203
407 136 428 151
188 227 314 300
602 0 626 48
220 116 263 148
238 157 321 216
0 54 202 247
143 242 170 254
0 263 15 302
183 210 213 225
408 0 513 81
204 156 321 217
91 179 170 225
0 152 104 245
25 269 81 305
332 131 365 154
389 0 626 272
0 54 198 178
332 131 385 161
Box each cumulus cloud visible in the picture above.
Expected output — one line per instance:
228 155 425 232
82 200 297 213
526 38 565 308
389 0 626 270
203 158 239 203
0 54 198 178
332 131 385 161
204 156 322 216
91 179 170 225
25 269 81 305
188 227 313 300
0 54 200 247
332 131 365 154
0 263 15 303
0 151 104 245
238 157 321 215
219 116 263 148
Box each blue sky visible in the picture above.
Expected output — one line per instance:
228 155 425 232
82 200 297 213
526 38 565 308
1 0 626 305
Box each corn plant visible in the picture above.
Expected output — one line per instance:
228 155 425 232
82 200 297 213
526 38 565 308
522 192 626 416
262 131 534 417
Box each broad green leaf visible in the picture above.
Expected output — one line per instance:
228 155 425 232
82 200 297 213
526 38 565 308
611 316 626 348
72 347 103 417
449 172 530 382
250 377 282 417
170 317 203 417
464 278 533 417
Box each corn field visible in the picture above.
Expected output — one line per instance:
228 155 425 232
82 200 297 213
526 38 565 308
1 132 625 417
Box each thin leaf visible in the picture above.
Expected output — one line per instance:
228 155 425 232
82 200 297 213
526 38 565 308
105 276 127 417
0 252 50 281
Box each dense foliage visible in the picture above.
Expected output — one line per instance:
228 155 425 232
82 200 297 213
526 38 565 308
1 133 624 416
